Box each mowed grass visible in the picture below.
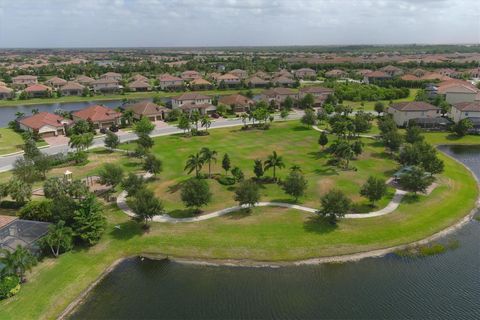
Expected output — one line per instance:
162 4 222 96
0 120 479 320
345 88 419 111
120 121 396 214
0 128 47 155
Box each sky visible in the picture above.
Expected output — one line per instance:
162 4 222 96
0 0 479 48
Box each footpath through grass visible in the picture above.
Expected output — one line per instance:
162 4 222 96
0 121 479 320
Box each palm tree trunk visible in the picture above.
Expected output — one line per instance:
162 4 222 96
208 161 211 178
273 166 276 180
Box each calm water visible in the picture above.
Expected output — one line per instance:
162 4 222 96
70 145 480 320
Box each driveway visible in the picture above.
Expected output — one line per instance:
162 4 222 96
43 135 69 146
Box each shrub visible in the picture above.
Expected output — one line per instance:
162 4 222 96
19 200 53 222
216 175 236 186
0 276 21 300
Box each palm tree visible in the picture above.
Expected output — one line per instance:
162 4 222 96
69 133 94 152
264 151 285 180
201 115 212 132
0 246 37 281
15 112 25 119
184 153 204 178
290 164 302 172
241 113 248 128
200 147 217 178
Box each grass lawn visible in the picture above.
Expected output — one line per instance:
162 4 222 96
0 128 47 155
345 88 419 111
0 120 479 319
0 88 265 107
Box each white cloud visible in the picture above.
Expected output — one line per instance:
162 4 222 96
0 0 478 47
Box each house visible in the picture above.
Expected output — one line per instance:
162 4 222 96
400 74 421 81
363 71 391 84
171 93 212 109
325 69 347 78
12 75 37 87
247 76 269 88
18 112 71 137
380 65 403 77
253 71 270 80
158 74 184 90
178 103 216 115
468 68 480 79
260 88 298 105
72 105 121 129
0 86 14 99
190 78 212 90
216 73 241 86
45 76 67 88
298 86 334 107
387 101 441 127
128 79 151 92
126 101 170 121
218 94 254 113
273 76 295 87
273 69 294 79
24 84 52 98
294 68 316 79
436 68 461 78
229 69 248 79
59 81 85 96
181 70 201 81
451 101 480 123
91 79 120 93
76 75 96 86
132 74 149 82
99 72 122 81
356 69 373 77
438 81 479 104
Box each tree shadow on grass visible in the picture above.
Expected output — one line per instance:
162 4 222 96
167 208 199 218
402 193 422 204
303 215 338 234
269 198 297 204
292 125 311 131
123 161 141 168
446 134 462 141
314 167 339 176
109 220 144 240
307 151 329 160
92 149 111 155
227 208 252 220
167 180 186 193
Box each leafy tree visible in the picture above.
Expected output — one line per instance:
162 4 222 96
399 166 434 194
7 179 32 205
12 158 38 183
318 131 329 149
352 111 373 133
374 101 385 115
200 147 217 178
382 129 403 153
19 200 53 222
222 153 231 175
264 151 285 180
104 131 120 150
282 170 308 201
190 110 201 131
452 118 473 137
136 133 154 150
283 96 294 110
234 180 260 209
69 133 94 152
300 93 315 109
318 189 352 224
0 246 37 281
129 188 164 226
40 221 74 257
378 116 397 136
70 120 93 135
201 115 212 132
133 116 155 135
33 154 53 180
98 163 124 188
72 195 106 246
301 108 316 127
43 177 89 200
360 176 387 205
143 154 163 176
253 159 264 179
181 178 212 212
424 157 444 176
121 173 145 196
330 140 354 169
184 153 204 177
22 138 41 160
351 140 363 157
178 114 191 134
280 109 289 120
231 166 245 182
405 125 424 144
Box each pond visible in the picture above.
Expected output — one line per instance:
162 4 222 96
69 145 480 319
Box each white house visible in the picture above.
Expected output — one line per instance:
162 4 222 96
387 102 441 127
451 101 480 123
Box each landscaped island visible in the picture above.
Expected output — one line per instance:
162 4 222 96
0 119 478 319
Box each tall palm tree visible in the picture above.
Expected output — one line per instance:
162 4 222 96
264 151 285 180
200 147 217 178
0 246 37 281
184 153 204 177
201 115 212 132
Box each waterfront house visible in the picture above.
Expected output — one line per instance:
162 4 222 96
190 78 212 90
387 101 441 127
181 70 201 81
246 76 269 88
126 101 170 121
451 101 480 123
18 112 72 137
158 74 184 90
91 79 120 93
59 81 85 96
218 94 254 113
72 105 121 129
0 86 14 99
76 75 96 87
171 93 212 109
216 73 241 86
24 84 52 98
45 76 67 89
179 103 216 115
294 68 316 79
12 75 37 87
128 79 151 92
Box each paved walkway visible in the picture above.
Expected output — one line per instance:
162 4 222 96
117 186 407 223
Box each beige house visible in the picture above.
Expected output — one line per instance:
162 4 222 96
127 101 170 121
387 102 441 127
24 84 52 98
325 69 347 78
181 70 201 81
439 84 479 104
0 86 14 99
92 79 120 93
229 69 248 79
294 68 316 79
60 81 85 96
451 102 480 123
298 86 334 107
216 73 241 86
99 72 122 81
76 75 96 87
171 93 212 109
260 88 298 104
218 94 254 113
380 65 403 77
18 112 72 137
158 74 184 90
12 75 38 87
45 76 67 88
247 76 269 87
128 79 151 92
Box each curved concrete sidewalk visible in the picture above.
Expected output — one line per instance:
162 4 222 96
117 188 407 223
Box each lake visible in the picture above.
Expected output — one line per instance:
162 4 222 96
69 145 480 319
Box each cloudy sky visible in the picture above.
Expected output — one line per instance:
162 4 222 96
0 0 478 48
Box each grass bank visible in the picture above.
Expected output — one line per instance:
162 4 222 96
0 128 47 155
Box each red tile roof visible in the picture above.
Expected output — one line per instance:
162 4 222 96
73 105 121 122
128 79 151 89
0 215 17 228
390 101 439 111
25 84 51 92
127 101 169 116
0 85 13 93
19 112 69 130
158 74 183 82
218 94 254 107
60 81 85 91
172 92 211 101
